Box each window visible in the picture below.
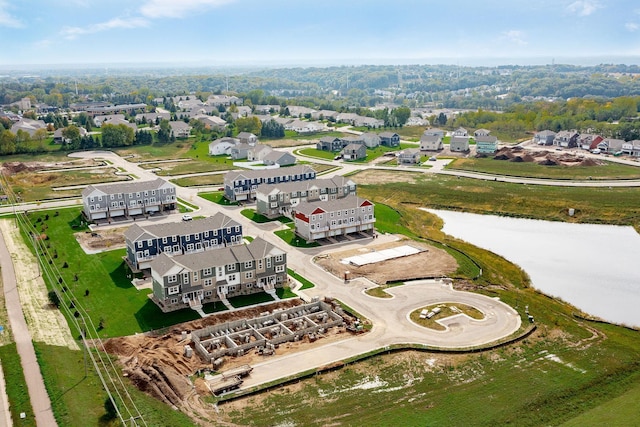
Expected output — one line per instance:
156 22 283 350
205 290 212 296
258 259 263 269
203 267 212 276
236 226 240 232
170 298 178 304
204 231 209 238
266 258 272 268
193 271 199 281
168 275 177 283
136 251 143 259
311 215 316 221
137 241 143 248
165 246 172 254
204 278 212 287
162 237 167 244
167 286 179 295
182 273 190 284
173 245 180 252
245 271 253 279
228 275 236 282
228 263 236 271
244 261 253 269
275 265 285 273
147 239 153 246
275 254 284 262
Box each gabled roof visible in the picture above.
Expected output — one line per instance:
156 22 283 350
255 176 355 196
82 178 174 198
294 195 373 216
124 212 240 242
225 165 315 183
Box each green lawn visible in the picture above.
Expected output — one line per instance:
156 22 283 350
274 228 319 248
297 148 336 160
562 380 640 426
140 159 233 176
448 157 640 180
0 343 35 426
170 174 225 187
287 268 315 290
34 343 195 427
21 209 201 338
198 191 238 206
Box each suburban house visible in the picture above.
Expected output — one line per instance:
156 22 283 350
263 150 296 166
398 148 421 164
553 130 580 148
361 132 381 148
208 137 238 155
224 165 316 202
207 94 242 106
82 178 176 222
247 144 273 161
53 126 88 144
450 136 470 152
102 117 137 131
237 132 258 145
341 143 367 161
230 143 252 160
423 128 445 138
195 115 227 130
93 114 125 127
354 116 384 128
287 106 316 118
124 212 242 272
578 134 604 151
149 237 287 313
622 140 640 157
475 135 499 154
135 112 170 124
341 135 365 146
474 129 491 137
379 132 400 147
11 118 47 136
317 136 344 152
292 195 376 242
285 120 325 133
534 130 556 145
597 138 625 154
420 133 443 151
453 127 468 137
169 121 192 138
311 109 339 121
255 176 357 218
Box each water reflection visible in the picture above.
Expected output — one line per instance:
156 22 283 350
427 209 640 328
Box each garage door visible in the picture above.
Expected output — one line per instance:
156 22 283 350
129 208 143 216
146 206 159 213
110 209 125 217
91 212 107 220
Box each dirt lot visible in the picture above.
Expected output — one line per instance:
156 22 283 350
489 146 606 166
350 169 426 185
0 220 78 349
75 227 127 254
315 238 458 284
102 298 359 422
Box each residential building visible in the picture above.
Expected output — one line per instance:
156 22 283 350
93 114 125 127
398 148 421 164
169 121 192 138
475 135 499 154
597 138 625 154
534 130 556 145
263 150 296 166
341 143 367 161
453 127 468 137
149 237 287 312
208 137 238 155
102 117 137 131
420 133 443 151
195 115 227 130
292 195 375 242
553 130 579 148
230 143 251 160
255 176 357 218
124 212 242 271
450 136 470 152
82 178 176 222
474 129 491 137
379 132 400 147
317 136 344 151
11 118 47 136
224 165 316 202
578 134 604 151
53 126 88 144
622 140 640 157
237 132 258 145
341 135 365 146
361 132 381 148
423 128 445 138
247 144 272 161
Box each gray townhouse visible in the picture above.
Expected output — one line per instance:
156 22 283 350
82 178 176 222
379 132 400 147
124 213 242 272
224 165 316 202
255 176 357 218
292 195 375 242
317 136 344 151
149 237 287 313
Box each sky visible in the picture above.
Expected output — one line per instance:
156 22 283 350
1 0 639 68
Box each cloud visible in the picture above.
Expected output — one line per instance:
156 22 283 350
566 1 601 17
61 17 149 39
140 0 236 19
625 22 639 32
502 30 527 46
0 1 24 28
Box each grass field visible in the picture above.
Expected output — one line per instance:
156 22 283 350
448 157 640 180
170 174 225 187
0 343 35 426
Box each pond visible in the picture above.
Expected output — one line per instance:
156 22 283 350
427 209 640 328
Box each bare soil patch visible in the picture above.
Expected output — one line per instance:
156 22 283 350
75 227 127 253
350 169 424 186
0 220 78 349
315 238 458 284
102 299 358 422
487 147 607 167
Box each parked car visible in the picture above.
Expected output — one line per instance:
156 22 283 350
182 214 193 221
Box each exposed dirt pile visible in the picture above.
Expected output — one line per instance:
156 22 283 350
101 298 354 417
491 147 606 167
75 228 127 253
1 162 43 174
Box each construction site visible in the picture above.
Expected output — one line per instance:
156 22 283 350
102 297 362 412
